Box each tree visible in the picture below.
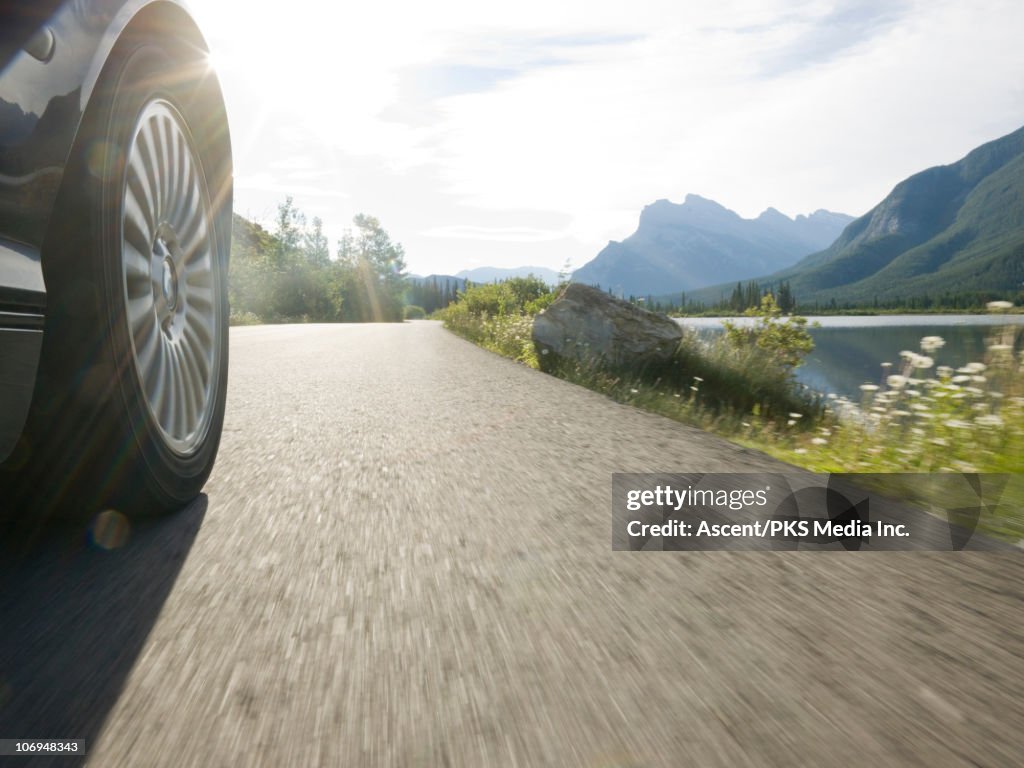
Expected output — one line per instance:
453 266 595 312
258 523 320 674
304 216 330 266
776 281 795 314
337 214 407 322
274 196 305 268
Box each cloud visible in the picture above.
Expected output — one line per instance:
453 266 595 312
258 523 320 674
420 224 567 242
194 0 1024 275
235 173 349 200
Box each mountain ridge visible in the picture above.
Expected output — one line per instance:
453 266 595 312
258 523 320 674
571 194 853 296
754 125 1024 304
455 265 561 285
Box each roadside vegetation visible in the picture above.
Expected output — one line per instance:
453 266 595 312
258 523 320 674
440 280 822 423
442 282 1023 540
439 276 556 366
230 198 407 324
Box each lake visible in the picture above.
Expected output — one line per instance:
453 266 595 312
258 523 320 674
678 315 1024 399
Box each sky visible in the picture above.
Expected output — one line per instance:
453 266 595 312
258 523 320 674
190 0 1024 277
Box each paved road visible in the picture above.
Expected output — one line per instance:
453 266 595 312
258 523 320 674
2 322 1022 767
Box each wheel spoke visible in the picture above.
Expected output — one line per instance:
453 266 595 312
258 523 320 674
177 197 208 259
168 131 190 227
155 115 172 217
183 324 211 388
134 315 159 372
124 176 155 252
123 240 152 293
148 337 168 422
138 119 163 219
179 339 205 429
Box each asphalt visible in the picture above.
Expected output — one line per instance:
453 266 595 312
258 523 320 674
1 321 1022 767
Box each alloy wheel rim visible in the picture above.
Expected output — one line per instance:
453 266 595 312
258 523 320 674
121 98 220 456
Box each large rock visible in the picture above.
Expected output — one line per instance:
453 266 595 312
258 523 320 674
532 283 683 369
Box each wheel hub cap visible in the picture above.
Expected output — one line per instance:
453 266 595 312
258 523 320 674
160 250 177 312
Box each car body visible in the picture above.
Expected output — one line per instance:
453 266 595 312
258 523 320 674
0 0 232 520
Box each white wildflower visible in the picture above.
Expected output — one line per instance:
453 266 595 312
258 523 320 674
887 375 908 389
986 300 1013 311
811 437 828 445
921 336 946 352
860 384 879 392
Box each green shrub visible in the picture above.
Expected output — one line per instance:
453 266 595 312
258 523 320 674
440 277 558 368
722 294 815 370
404 305 426 319
229 309 263 326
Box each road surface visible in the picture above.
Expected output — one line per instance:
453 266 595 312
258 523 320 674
2 322 1022 766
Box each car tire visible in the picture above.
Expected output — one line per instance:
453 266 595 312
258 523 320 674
8 29 231 520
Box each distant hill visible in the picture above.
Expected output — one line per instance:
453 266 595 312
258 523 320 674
408 274 467 290
714 125 1024 306
571 194 852 297
456 266 561 285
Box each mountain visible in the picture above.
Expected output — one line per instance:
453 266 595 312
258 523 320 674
754 125 1024 305
571 195 853 297
456 266 561 285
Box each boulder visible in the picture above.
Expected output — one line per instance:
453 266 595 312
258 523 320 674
532 283 683 370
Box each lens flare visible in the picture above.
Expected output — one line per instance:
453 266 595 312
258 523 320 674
90 509 131 550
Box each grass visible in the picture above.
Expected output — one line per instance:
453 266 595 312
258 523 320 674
442 289 1023 543
442 308 540 367
539 335 822 430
